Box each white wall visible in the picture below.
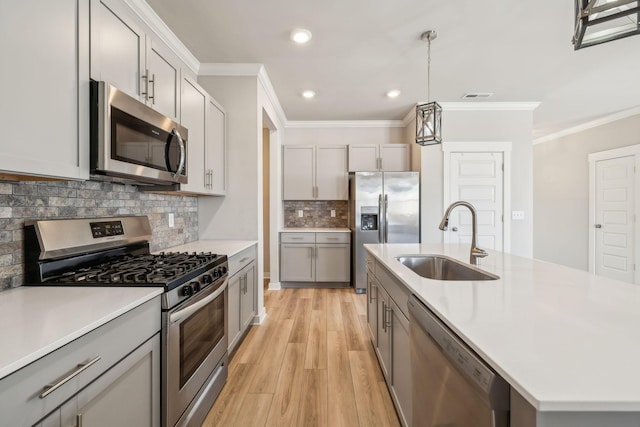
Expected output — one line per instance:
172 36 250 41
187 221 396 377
197 76 259 239
284 126 405 146
414 109 535 257
533 113 640 270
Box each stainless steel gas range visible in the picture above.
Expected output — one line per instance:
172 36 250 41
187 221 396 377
24 216 228 427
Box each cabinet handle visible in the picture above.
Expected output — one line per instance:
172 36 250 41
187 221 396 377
369 283 377 303
76 414 83 427
381 301 386 332
39 356 101 399
148 73 156 104
141 69 150 100
239 257 249 263
385 305 393 329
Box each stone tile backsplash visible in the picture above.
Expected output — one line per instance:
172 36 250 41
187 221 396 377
0 180 198 291
283 200 348 228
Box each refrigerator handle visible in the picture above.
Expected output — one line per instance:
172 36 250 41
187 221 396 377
384 194 389 243
378 194 383 243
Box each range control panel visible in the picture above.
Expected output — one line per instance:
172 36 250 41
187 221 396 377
90 220 125 238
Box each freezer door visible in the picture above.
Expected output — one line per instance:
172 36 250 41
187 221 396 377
351 172 383 292
383 172 420 244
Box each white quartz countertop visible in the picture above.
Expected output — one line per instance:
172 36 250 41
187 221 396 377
365 243 640 412
0 286 162 380
162 239 257 257
280 227 350 233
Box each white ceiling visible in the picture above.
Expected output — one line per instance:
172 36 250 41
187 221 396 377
145 0 640 139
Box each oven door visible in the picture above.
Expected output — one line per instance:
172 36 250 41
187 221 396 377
164 277 228 427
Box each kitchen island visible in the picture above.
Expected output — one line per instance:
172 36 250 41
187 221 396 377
365 243 640 426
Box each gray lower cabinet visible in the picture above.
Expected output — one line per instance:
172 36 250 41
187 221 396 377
227 245 257 354
1 296 161 427
37 334 160 427
366 257 412 427
280 232 350 285
366 272 378 344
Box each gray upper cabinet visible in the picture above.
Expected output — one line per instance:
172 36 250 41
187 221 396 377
283 145 348 200
179 74 227 196
0 0 89 180
91 0 181 121
348 144 410 172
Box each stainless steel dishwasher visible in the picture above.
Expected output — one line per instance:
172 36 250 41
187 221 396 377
408 295 510 427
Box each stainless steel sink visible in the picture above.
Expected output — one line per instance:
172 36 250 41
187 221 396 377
396 255 499 281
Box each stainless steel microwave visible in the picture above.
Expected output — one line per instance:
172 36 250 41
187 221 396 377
90 80 188 186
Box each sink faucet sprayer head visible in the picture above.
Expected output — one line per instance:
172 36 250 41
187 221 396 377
438 217 449 231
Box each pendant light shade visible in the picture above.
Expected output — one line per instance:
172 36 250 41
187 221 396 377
573 0 640 49
416 101 442 145
415 30 443 146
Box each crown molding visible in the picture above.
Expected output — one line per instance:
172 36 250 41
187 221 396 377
257 66 288 127
438 101 541 111
533 106 640 145
198 63 264 76
123 0 200 75
286 120 406 129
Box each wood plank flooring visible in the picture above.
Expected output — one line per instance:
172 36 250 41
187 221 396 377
202 288 401 427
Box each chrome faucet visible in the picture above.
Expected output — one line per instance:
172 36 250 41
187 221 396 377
439 201 488 265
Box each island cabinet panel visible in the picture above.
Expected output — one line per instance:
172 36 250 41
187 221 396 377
0 0 89 180
366 258 411 427
227 244 257 354
280 231 351 286
0 296 161 427
366 272 378 344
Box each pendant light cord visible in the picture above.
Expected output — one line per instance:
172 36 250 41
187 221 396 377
427 36 431 103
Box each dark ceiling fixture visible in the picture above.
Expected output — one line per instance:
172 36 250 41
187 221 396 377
573 0 640 49
415 30 442 146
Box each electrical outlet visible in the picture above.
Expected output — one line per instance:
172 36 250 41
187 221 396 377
330 209 336 217
298 210 304 218
168 213 175 228
512 211 525 220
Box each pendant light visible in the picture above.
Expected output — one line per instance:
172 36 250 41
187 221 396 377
415 30 443 146
573 0 640 49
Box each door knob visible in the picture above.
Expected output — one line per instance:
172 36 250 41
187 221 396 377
595 224 602 228
452 227 458 232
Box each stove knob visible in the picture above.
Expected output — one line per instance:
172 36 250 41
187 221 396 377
191 281 201 292
203 273 214 283
220 266 227 275
181 284 194 297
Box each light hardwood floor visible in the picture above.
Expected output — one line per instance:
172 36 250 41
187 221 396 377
202 288 401 427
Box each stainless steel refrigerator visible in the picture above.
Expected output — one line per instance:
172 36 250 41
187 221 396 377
350 172 420 293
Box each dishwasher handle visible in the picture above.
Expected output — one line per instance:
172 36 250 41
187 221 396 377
408 295 510 410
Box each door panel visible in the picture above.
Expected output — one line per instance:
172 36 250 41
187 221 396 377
448 152 503 251
595 156 634 283
383 172 420 244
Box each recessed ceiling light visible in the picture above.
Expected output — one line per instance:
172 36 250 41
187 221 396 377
386 90 401 98
290 29 312 44
302 90 316 99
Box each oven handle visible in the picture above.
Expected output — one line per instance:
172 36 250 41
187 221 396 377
169 277 228 324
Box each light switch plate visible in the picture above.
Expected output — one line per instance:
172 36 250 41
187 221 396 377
330 209 336 217
298 210 304 218
512 211 525 220
168 213 175 227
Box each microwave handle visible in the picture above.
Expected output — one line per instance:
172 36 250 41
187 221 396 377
168 128 186 179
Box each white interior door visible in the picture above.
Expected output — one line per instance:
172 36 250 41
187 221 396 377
447 152 504 250
594 155 635 283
